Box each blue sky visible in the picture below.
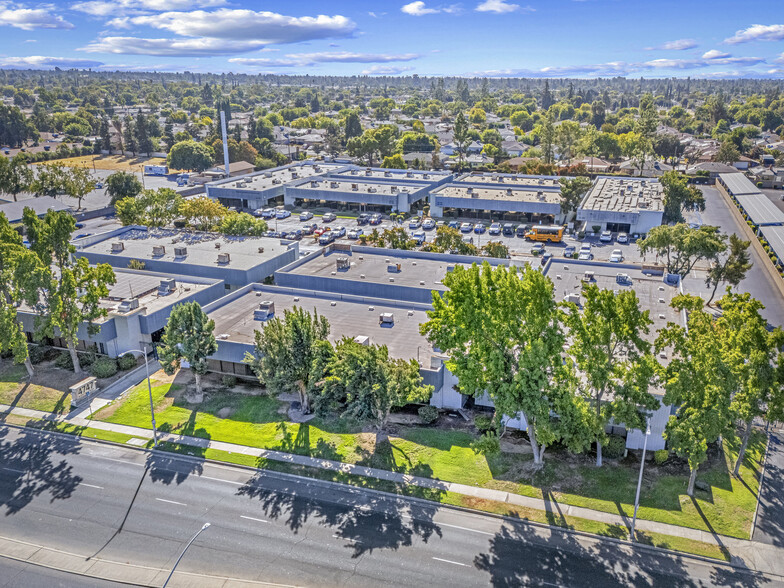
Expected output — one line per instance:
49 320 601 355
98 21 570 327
0 0 782 77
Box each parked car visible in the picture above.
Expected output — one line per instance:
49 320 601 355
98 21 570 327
599 230 613 242
369 213 383 225
610 249 624 263
313 227 330 236
357 213 370 225
94 182 103 189
515 224 529 237
488 222 502 235
460 222 473 233
348 228 364 239
408 218 422 230
276 209 291 219
541 251 553 264
318 232 335 245
448 220 460 229
322 212 337 222
578 245 593 260
412 231 426 245
531 243 545 255
302 223 317 235
332 226 346 238
260 208 276 219
252 209 266 217
474 223 486 234
422 218 436 230
617 232 629 244
563 245 576 257
503 223 515 236
299 211 314 221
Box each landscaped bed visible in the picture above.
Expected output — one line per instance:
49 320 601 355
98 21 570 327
90 369 765 540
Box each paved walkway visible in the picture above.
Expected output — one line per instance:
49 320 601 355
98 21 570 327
2 401 783 577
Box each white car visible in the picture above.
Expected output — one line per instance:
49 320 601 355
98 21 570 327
610 249 624 263
422 218 436 230
322 212 336 222
275 209 291 219
617 232 628 244
488 223 502 235
408 218 422 230
578 246 593 260
460 222 473 233
347 228 364 239
299 211 314 221
599 230 613 242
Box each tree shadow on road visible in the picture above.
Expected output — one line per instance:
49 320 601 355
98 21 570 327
146 410 209 485
0 425 83 515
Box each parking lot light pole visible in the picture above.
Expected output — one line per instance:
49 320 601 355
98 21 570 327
163 523 210 587
630 419 651 542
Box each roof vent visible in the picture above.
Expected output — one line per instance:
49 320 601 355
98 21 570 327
117 298 139 313
351 183 359 191
258 247 265 254
174 246 187 258
217 252 231 264
291 172 298 179
293 296 300 302
111 241 124 253
354 335 370 346
336 257 350 271
384 171 392 177
387 263 401 273
379 312 394 325
215 242 221 249
330 301 337 306
152 245 166 257
158 278 175 295
254 300 275 320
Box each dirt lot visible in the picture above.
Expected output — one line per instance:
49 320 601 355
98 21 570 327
30 154 170 172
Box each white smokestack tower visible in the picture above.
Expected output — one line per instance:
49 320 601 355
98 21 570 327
220 110 230 178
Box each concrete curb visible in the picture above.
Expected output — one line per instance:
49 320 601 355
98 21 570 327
2 422 778 583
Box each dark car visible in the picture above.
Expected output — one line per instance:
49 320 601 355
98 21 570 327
357 213 370 225
503 223 515 236
369 213 383 225
515 224 529 237
448 220 460 229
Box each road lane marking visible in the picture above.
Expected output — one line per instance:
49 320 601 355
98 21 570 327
1 467 24 474
201 475 242 485
155 498 187 506
432 557 468 567
240 515 269 524
439 522 494 536
80 483 104 489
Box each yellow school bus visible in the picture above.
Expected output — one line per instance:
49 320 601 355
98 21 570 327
525 225 564 243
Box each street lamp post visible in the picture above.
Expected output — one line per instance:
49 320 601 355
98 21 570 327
127 346 158 448
630 418 651 542
162 523 210 587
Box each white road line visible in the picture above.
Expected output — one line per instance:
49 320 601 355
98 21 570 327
332 534 362 543
80 483 104 489
439 522 494 536
201 475 242 485
155 498 187 506
94 456 145 467
1 467 24 474
432 557 468 567
240 515 269 524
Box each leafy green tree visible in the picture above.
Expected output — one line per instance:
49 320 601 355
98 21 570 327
218 212 267 236
428 225 478 255
558 176 592 217
656 295 734 496
396 131 437 155
122 115 136 155
659 170 705 223
64 166 97 211
565 284 660 466
245 306 331 414
638 224 726 278
716 140 741 164
30 163 68 198
179 195 227 230
705 234 752 305
381 154 406 169
421 262 590 464
346 132 378 167
482 241 509 258
106 171 143 205
555 120 581 161
717 292 784 476
344 111 362 140
453 111 469 170
159 301 217 396
317 337 431 429
539 113 555 165
135 112 153 155
0 154 33 202
115 187 183 228
22 209 116 374
167 140 214 172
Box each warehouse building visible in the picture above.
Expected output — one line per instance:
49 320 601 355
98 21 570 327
17 268 224 358
72 226 299 288
717 172 784 228
283 177 432 213
429 182 563 223
452 172 563 190
576 176 665 235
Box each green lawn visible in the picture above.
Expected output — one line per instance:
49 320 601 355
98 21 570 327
0 362 71 413
92 379 765 539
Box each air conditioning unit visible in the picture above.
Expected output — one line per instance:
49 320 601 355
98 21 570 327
174 246 187 258
217 252 230 264
272 178 282 184
158 278 176 295
152 245 166 257
111 242 124 253
117 298 139 313
330 181 339 189
354 335 370 346
311 180 320 188
254 300 275 321
384 171 392 177
391 186 398 193
379 312 394 325
351 184 359 191
263 172 272 178
336 257 350 271
291 172 298 179
368 186 377 193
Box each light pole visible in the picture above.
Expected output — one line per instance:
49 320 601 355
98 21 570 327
162 522 210 587
127 346 158 448
630 418 651 542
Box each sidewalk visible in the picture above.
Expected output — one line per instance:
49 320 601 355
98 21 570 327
2 401 783 577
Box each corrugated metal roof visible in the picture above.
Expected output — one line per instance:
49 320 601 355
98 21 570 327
719 172 760 196
760 225 784 259
0 196 71 223
735 194 784 226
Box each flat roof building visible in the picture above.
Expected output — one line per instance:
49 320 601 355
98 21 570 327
576 176 665 235
73 226 298 288
283 177 432 213
429 182 563 222
0 196 71 223
453 172 563 190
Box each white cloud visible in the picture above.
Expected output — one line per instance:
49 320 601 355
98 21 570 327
0 55 103 68
361 65 413 75
775 53 784 64
725 24 784 44
646 39 697 51
0 5 74 30
401 2 460 16
702 49 730 59
120 9 356 44
476 0 530 13
71 0 226 17
80 36 270 56
230 52 421 67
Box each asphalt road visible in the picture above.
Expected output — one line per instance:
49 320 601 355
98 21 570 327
0 426 775 588
753 431 784 548
689 186 784 327
0 556 129 588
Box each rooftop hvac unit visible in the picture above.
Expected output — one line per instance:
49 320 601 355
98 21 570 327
263 172 272 178
311 180 320 188
272 178 282 184
406 171 413 178
467 187 473 194
174 246 187 258
158 278 176 295
314 165 322 172
497 176 504 183
330 181 339 188
117 298 139 313
217 252 231 264
351 183 359 191
367 186 377 193
258 247 265 254
379 312 394 325
354 335 370 346
423 174 430 179
537 191 545 200
387 263 401 273
564 293 580 304
384 171 392 177
111 242 124 253
391 186 398 193
152 245 166 257
507 188 513 196
254 300 275 321
215 242 221 249
291 172 299 179
365 169 372 176
336 257 350 271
